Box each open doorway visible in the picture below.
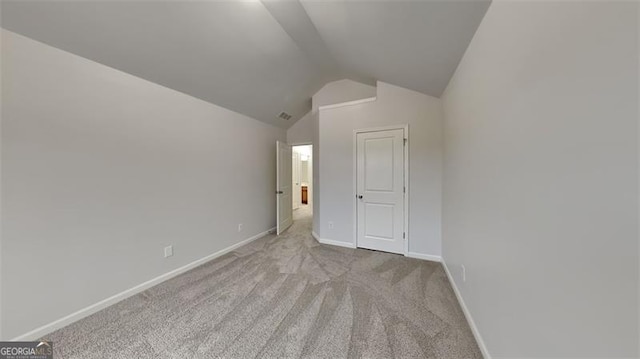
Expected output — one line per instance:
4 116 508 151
292 145 312 222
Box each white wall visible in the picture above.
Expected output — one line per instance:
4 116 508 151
318 81 443 258
0 30 286 340
637 5 640 357
312 79 376 113
286 110 313 145
0 29 3 340
441 2 639 357
304 79 375 236
301 160 309 184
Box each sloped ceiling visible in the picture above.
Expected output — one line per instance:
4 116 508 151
1 0 490 129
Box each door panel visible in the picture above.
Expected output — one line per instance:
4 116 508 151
364 203 395 239
365 137 395 191
277 141 292 235
356 129 404 254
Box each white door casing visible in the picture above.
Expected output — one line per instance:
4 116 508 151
356 128 406 254
292 151 301 210
277 141 293 235
306 152 313 206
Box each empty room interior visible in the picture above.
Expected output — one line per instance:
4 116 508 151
0 0 639 358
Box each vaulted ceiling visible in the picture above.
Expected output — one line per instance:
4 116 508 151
1 0 490 128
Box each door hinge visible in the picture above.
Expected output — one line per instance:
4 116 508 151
403 232 406 239
403 186 406 193
403 138 407 146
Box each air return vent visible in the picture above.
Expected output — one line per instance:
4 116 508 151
278 112 292 121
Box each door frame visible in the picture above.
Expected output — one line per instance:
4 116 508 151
290 142 313 209
292 151 301 210
353 125 409 255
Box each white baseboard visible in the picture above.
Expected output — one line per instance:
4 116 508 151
442 259 491 359
405 252 442 262
311 231 356 249
11 227 276 341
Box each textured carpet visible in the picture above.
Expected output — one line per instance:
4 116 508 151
43 205 482 358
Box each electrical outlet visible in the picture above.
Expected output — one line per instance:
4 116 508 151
164 245 173 258
328 221 334 229
238 223 243 232
461 264 466 282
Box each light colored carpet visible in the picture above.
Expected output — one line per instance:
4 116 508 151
43 205 482 358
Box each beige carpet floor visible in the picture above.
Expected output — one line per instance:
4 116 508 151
43 205 482 358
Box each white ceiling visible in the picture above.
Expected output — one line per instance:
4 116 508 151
301 0 492 98
1 0 490 128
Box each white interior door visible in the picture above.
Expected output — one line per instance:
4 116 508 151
277 141 293 235
356 129 405 254
292 151 301 210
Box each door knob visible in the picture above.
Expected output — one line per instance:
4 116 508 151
276 191 283 194
357 195 363 199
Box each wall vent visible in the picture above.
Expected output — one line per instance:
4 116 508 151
278 111 292 120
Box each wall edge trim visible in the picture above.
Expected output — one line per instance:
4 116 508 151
311 231 357 249
442 258 492 359
405 252 442 262
318 97 377 111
